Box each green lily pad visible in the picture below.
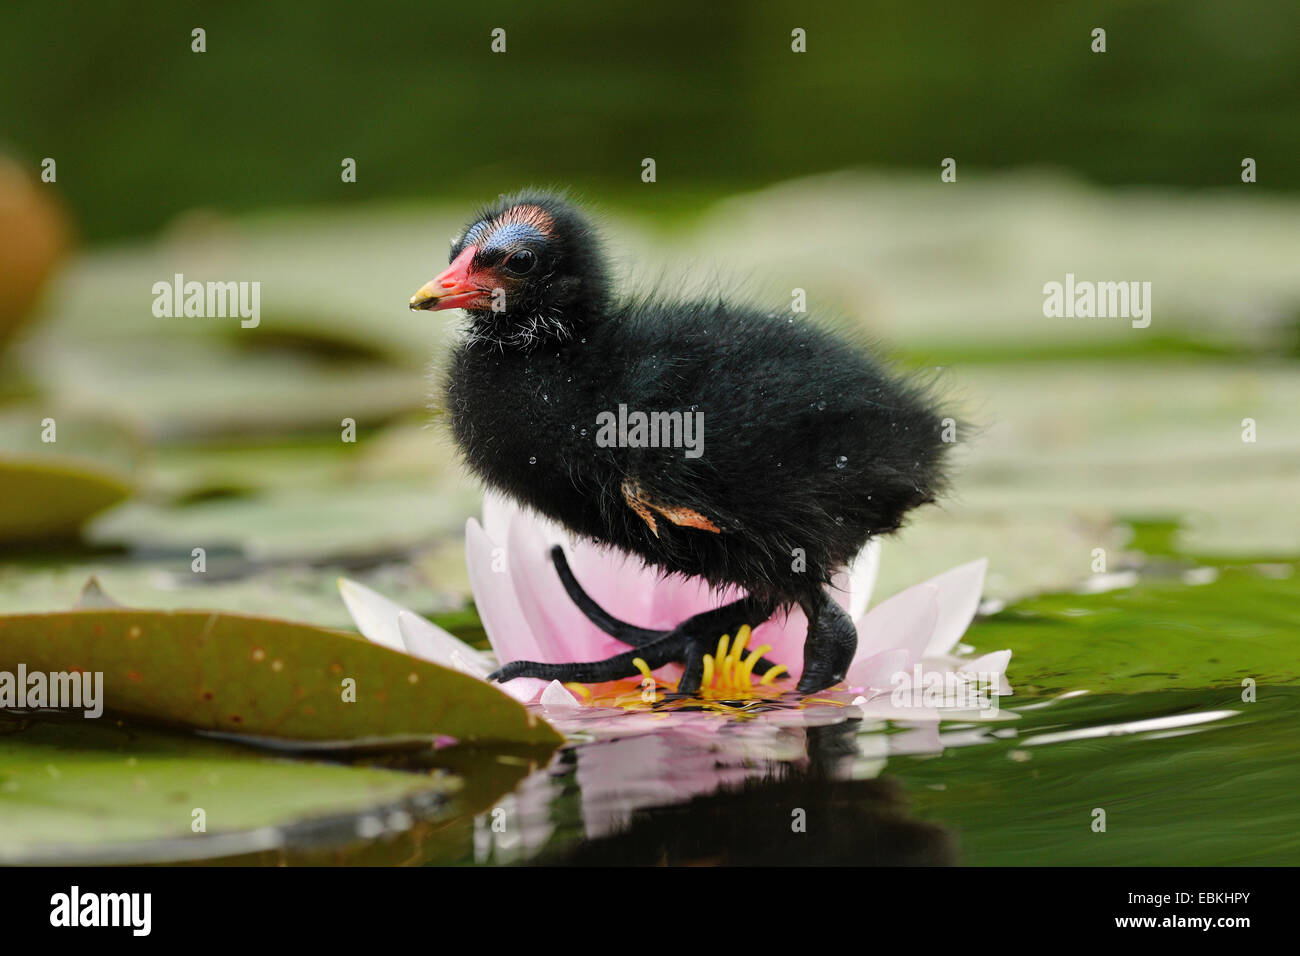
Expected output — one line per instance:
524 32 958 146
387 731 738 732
89 480 477 563
0 711 464 864
0 608 561 748
0 456 132 546
977 561 1300 697
0 557 463 631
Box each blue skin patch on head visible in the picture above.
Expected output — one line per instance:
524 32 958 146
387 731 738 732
479 221 546 251
463 220 492 246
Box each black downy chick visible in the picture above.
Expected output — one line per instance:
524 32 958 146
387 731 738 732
410 192 951 694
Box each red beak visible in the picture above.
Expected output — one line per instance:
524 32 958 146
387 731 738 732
410 245 486 311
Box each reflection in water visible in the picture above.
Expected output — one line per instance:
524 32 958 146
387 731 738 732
196 689 1278 866
542 772 956 866
247 687 1271 866
471 715 956 865
541 723 956 865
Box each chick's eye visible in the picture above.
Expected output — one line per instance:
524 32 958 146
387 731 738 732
502 250 537 275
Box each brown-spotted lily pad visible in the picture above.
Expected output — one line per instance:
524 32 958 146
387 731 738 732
0 608 561 748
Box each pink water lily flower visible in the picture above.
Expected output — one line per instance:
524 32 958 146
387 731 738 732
339 494 1011 718
463 494 1010 709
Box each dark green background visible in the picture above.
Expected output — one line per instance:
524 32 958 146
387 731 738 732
4 0 1296 242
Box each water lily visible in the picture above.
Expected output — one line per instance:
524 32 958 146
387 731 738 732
338 493 1012 723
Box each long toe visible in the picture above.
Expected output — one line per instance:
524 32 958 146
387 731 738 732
491 634 682 686
488 660 547 683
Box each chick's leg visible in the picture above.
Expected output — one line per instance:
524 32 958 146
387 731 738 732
548 546 665 647
795 593 858 694
489 633 681 684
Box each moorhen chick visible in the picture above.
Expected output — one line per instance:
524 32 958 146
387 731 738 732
410 192 951 694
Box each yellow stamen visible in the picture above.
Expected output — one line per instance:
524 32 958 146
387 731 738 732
759 664 789 686
563 682 592 700
729 625 751 673
738 643 772 685
666 629 790 700
715 634 732 690
631 657 655 682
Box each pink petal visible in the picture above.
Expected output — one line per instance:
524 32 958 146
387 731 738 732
958 648 1011 676
563 537 661 625
506 513 626 663
845 647 910 691
338 576 540 702
481 492 517 546
958 649 1014 696
654 575 753 632
539 680 582 710
465 518 547 666
396 611 491 679
339 577 494 675
854 580 940 662
561 529 731 633
922 558 989 657
751 605 809 678
337 577 407 653
395 610 540 702
500 676 547 703
831 538 881 621
464 518 562 703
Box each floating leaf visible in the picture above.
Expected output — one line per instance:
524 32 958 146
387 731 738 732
0 712 465 864
0 456 131 545
24 339 425 441
0 608 561 748
90 480 476 563
975 562 1300 696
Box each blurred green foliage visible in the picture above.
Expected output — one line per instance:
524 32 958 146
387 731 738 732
4 0 1297 242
